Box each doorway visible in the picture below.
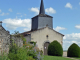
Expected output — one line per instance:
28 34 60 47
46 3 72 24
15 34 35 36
44 42 50 55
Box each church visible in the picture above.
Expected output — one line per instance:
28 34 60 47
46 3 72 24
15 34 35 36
0 0 64 55
19 0 64 55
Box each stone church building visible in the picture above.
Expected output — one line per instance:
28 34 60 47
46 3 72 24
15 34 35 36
0 0 64 55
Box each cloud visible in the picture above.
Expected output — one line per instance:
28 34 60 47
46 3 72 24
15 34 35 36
54 26 66 32
45 7 56 14
0 13 9 16
79 2 80 5
9 8 12 12
65 3 72 9
0 9 1 13
24 28 31 31
63 33 80 50
30 7 56 14
75 25 80 29
63 33 80 40
17 13 21 14
2 18 31 30
30 7 39 14
24 14 26 16
19 15 22 17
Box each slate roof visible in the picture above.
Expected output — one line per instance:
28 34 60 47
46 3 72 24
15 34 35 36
39 0 45 14
18 26 64 36
32 14 53 19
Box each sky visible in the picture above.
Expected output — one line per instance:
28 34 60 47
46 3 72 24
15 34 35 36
0 0 80 50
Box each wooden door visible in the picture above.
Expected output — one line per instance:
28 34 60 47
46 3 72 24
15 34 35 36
44 42 50 55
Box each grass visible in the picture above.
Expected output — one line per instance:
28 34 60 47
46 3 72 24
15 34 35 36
43 55 74 60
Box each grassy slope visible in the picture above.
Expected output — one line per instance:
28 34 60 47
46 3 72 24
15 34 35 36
43 55 74 60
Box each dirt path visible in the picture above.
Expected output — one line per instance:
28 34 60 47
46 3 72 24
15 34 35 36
63 57 80 60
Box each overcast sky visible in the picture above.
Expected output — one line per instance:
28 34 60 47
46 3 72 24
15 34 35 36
0 0 80 50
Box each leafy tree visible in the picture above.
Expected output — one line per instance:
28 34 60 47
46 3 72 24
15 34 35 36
48 40 63 56
11 30 19 35
67 43 80 57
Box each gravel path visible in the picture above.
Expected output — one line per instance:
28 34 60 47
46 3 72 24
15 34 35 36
63 57 80 60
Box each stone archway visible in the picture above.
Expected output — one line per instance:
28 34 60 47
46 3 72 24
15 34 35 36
44 42 50 55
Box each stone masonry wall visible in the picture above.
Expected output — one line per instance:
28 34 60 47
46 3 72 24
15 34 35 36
0 26 10 55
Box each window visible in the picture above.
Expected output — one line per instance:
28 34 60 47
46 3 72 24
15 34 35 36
46 35 48 38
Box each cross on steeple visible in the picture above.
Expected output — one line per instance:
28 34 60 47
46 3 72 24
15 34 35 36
39 0 45 15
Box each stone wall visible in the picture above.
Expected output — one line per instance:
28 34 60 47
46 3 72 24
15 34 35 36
0 26 10 55
11 35 23 48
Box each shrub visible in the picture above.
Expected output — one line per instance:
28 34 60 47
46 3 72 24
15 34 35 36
15 47 28 60
67 43 80 57
27 56 35 60
0 51 10 60
9 43 19 54
8 34 43 60
48 40 63 56
79 47 80 57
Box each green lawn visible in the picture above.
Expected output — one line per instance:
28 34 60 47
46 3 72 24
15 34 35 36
43 55 74 60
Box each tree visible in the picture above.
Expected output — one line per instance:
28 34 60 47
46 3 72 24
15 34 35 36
67 43 80 57
48 40 63 56
11 30 19 35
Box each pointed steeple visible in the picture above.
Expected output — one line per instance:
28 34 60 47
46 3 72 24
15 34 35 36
39 0 45 15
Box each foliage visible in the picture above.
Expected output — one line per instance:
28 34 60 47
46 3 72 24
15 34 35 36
20 35 27 44
9 40 19 54
27 56 35 60
7 31 43 60
23 40 43 60
23 42 38 60
11 30 19 35
29 41 37 46
40 50 43 55
67 43 80 57
8 39 19 60
48 40 63 56
0 51 10 60
15 47 28 60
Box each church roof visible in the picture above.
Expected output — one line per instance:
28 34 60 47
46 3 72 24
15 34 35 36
19 26 64 36
32 14 53 19
39 0 45 14
32 0 53 19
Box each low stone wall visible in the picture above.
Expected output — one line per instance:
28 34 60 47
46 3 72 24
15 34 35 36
63 51 67 57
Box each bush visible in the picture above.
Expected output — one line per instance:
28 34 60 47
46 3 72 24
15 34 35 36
27 56 35 60
15 47 28 60
0 52 10 60
79 47 80 57
8 34 43 60
48 40 63 56
67 43 80 57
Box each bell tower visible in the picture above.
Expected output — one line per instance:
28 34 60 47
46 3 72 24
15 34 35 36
31 0 53 31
